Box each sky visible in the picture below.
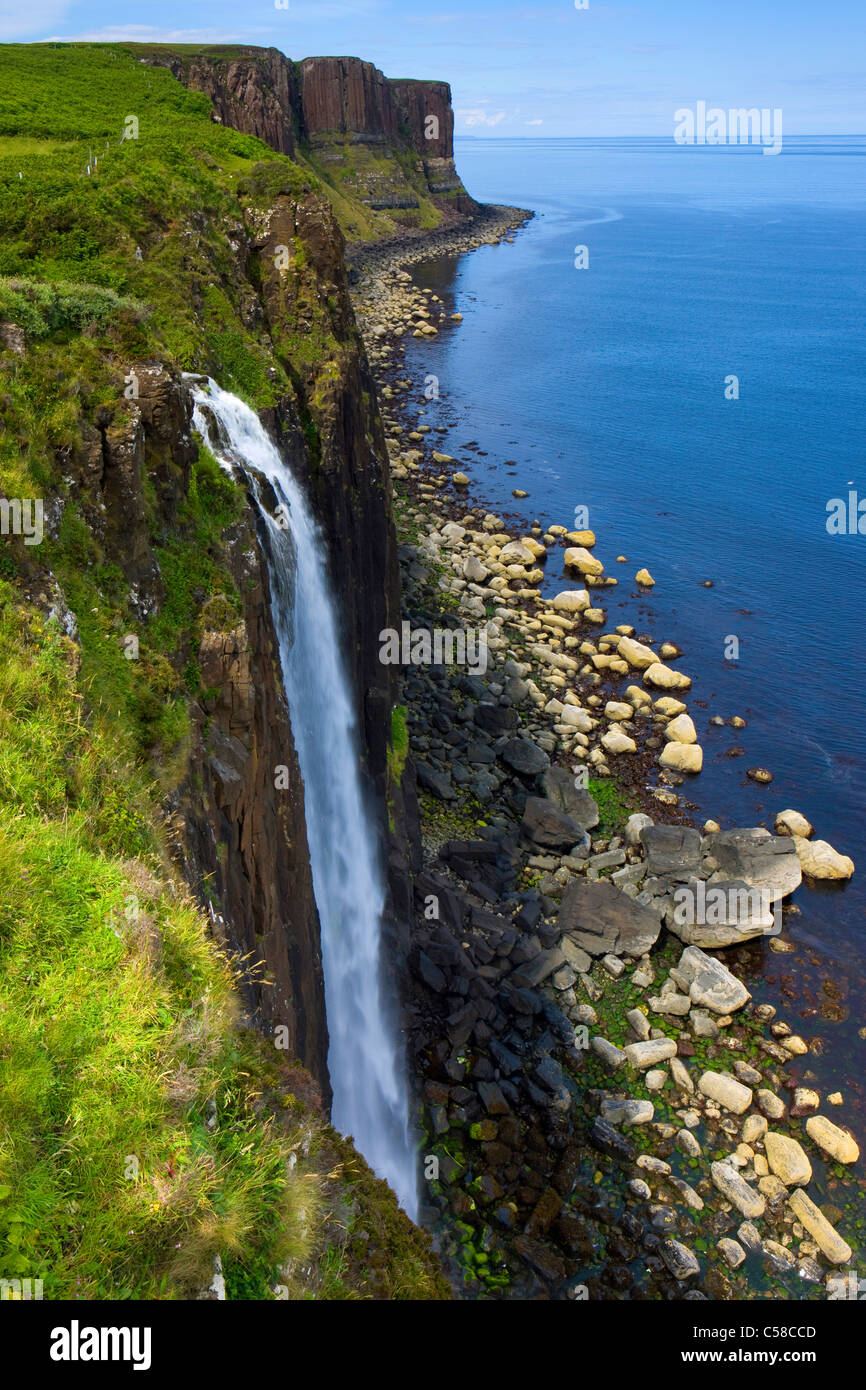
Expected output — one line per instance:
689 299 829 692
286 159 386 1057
0 0 863 136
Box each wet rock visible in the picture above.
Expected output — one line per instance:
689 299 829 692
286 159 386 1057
733 1060 763 1086
718 1237 746 1269
757 1089 786 1120
711 1161 766 1219
764 1132 812 1186
805 1115 860 1164
762 1239 796 1274
590 1117 636 1163
660 1239 700 1280
624 1038 677 1070
511 1235 566 1283
698 1071 753 1114
790 1087 820 1117
600 1098 655 1127
788 1190 852 1265
591 1037 627 1070
793 837 855 880
416 761 455 800
477 1081 511 1115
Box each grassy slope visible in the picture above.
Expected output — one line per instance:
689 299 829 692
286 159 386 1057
0 43 447 1300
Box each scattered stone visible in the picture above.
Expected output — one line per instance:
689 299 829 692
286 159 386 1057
659 742 703 773
600 1098 655 1127
644 662 691 691
676 945 750 1014
591 1037 627 1070
635 568 655 587
698 1071 753 1114
627 1007 652 1041
500 737 550 776
757 1089 786 1120
775 809 812 838
670 1056 694 1093
540 767 600 828
602 727 637 755
709 828 802 902
764 1132 812 1186
522 797 587 850
677 1128 701 1158
805 1115 860 1164
711 1161 766 1218
646 1069 667 1092
788 1189 852 1265
742 1114 768 1145
690 1010 718 1039
791 1087 820 1117
640 824 702 879
624 1038 677 1071
718 1238 746 1269
660 1239 700 1280
793 837 855 880
762 1239 796 1273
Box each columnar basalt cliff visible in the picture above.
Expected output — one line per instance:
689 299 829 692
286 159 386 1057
135 44 477 223
299 55 399 144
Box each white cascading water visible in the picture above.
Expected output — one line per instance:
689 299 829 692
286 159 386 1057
189 378 418 1220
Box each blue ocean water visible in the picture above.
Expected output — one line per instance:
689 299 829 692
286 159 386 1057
404 136 866 1092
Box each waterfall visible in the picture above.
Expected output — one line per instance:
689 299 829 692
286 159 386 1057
189 378 418 1220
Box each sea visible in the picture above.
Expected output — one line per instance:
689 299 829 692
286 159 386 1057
401 135 866 1118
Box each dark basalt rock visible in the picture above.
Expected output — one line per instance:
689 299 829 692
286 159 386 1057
557 879 662 958
521 796 588 850
540 766 600 829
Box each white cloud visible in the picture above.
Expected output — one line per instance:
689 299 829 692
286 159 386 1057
456 108 507 128
0 0 71 39
44 25 272 44
525 118 543 126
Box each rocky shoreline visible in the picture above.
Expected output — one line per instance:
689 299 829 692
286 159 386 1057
351 208 863 1300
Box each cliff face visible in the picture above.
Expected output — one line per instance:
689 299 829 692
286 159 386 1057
299 56 398 144
389 78 471 204
135 44 478 226
62 361 328 1082
253 188 416 982
141 46 300 155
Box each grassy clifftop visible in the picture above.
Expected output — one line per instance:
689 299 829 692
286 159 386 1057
0 43 448 1300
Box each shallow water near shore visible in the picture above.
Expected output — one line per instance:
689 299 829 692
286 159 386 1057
399 137 866 1177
